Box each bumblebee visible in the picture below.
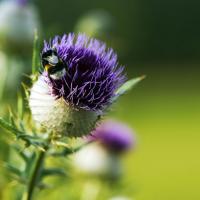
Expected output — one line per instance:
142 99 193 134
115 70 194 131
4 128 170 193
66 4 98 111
41 48 65 79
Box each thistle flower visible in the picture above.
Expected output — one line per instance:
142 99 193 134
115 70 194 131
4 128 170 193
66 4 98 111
90 120 134 153
29 33 126 137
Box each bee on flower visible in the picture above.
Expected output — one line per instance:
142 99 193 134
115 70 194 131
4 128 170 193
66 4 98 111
0 31 143 200
29 33 128 137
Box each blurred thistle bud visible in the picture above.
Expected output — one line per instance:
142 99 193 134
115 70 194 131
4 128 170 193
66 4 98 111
0 0 41 55
74 10 114 38
73 120 135 179
29 33 127 137
73 142 121 179
16 0 28 6
90 120 135 154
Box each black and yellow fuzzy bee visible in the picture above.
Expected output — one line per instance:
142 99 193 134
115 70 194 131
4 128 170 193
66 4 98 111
41 48 66 80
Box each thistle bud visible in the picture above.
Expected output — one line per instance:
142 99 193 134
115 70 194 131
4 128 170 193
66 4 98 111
90 120 135 153
73 120 135 179
0 0 40 54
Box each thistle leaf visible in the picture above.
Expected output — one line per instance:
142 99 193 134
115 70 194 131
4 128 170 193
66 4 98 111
115 75 145 96
21 83 30 99
2 162 22 177
32 29 40 77
16 134 46 151
41 168 66 178
19 121 26 133
0 118 46 150
25 152 36 175
8 109 17 129
0 117 23 136
51 141 92 157
37 182 52 190
17 93 23 120
13 145 29 163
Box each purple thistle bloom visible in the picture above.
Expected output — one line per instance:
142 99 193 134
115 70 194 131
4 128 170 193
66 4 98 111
42 33 126 111
30 33 128 137
90 120 135 153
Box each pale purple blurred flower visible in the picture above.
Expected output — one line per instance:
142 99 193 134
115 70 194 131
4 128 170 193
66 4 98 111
90 120 135 153
16 0 28 6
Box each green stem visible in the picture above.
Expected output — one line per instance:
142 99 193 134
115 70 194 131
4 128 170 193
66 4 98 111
23 136 51 200
26 150 46 200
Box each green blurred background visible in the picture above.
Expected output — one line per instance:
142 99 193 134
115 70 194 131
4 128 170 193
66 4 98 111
0 0 200 199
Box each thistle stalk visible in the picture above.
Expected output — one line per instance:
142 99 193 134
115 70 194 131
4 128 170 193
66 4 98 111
22 138 50 200
26 150 46 200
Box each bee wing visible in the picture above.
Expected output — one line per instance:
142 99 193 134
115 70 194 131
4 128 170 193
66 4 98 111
47 55 59 66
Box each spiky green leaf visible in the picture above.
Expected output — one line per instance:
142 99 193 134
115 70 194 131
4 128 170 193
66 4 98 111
0 117 23 136
17 93 23 120
51 141 92 157
41 168 66 178
115 75 145 96
13 145 29 163
32 29 40 77
8 108 17 129
3 162 22 177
